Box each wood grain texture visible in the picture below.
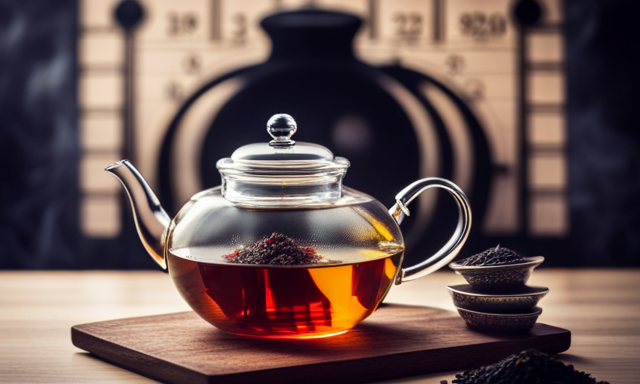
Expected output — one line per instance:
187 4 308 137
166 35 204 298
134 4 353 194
0 269 638 383
71 306 570 384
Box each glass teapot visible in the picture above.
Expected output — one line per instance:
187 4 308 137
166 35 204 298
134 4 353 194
107 114 471 339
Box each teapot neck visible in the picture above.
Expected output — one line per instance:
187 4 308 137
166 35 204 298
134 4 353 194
262 9 361 62
217 157 350 207
221 176 345 207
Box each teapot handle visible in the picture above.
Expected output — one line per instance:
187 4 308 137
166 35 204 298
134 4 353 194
389 178 472 284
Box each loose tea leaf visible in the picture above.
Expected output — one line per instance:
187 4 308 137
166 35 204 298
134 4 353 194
441 349 609 384
222 233 336 266
457 245 526 266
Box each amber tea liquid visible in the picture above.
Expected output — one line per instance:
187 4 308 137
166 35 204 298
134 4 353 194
168 249 403 339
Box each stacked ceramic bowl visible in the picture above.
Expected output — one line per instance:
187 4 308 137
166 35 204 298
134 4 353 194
448 246 548 334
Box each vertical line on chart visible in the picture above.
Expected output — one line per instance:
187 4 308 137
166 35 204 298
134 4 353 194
211 0 221 41
122 33 135 163
433 0 444 42
516 26 528 235
368 0 378 40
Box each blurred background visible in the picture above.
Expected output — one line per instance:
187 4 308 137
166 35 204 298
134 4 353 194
0 0 638 269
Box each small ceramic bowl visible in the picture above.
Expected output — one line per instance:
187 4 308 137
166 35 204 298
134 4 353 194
449 256 544 291
447 284 549 313
456 306 542 334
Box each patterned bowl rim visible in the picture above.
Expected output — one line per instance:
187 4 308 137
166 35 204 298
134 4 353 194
446 284 549 298
455 306 543 318
449 256 544 271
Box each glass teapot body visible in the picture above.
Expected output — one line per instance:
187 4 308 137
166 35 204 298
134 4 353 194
167 186 404 338
107 114 471 339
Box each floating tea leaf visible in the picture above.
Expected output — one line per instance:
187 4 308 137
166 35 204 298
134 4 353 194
222 233 337 266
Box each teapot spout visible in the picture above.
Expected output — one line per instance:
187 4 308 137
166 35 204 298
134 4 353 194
105 160 171 269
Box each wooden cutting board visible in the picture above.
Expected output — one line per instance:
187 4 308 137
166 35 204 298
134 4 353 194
71 304 570 384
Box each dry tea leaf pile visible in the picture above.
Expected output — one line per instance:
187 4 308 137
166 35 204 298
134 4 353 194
457 245 526 266
442 349 609 384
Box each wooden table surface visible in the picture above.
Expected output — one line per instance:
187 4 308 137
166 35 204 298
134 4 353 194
0 269 637 384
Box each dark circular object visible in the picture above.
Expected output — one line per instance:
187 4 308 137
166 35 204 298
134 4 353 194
447 284 549 313
114 0 145 30
456 306 542 334
449 256 545 292
512 0 543 27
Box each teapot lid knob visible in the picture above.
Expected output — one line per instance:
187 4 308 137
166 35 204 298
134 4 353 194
267 114 297 147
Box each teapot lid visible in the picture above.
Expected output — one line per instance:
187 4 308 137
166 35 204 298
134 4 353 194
216 114 350 206
217 113 350 173
229 114 335 162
